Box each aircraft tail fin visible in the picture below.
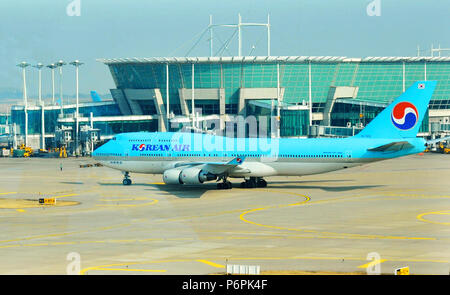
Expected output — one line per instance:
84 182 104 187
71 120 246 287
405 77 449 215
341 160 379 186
90 91 102 102
355 81 437 139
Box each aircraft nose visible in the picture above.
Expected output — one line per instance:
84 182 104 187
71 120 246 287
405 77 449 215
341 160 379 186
92 141 109 158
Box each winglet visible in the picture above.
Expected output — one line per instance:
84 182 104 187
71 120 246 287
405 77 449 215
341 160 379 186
227 156 246 165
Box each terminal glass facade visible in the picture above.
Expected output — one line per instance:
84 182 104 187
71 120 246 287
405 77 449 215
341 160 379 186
108 60 450 109
10 103 121 135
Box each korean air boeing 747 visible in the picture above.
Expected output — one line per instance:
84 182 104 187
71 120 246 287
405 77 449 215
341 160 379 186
93 81 438 189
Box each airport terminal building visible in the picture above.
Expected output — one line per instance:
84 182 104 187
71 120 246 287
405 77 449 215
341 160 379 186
101 55 450 137
7 55 450 153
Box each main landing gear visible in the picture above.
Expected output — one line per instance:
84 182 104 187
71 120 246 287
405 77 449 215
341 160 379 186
122 171 132 185
240 177 267 188
217 175 232 190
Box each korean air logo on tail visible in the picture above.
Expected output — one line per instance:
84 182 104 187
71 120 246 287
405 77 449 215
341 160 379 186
391 102 419 130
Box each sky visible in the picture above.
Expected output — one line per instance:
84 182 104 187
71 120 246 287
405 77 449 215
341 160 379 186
0 0 449 99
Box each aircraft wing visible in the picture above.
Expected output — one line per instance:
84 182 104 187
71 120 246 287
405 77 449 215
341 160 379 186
368 141 414 152
173 156 246 175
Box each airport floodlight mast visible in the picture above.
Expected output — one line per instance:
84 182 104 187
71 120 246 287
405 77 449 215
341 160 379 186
16 61 30 147
204 14 271 57
431 44 450 57
70 60 84 156
46 64 57 105
32 63 44 104
32 63 45 150
56 60 66 116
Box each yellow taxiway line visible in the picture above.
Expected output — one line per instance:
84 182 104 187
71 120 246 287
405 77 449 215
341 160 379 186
417 210 450 226
358 259 387 269
239 190 437 241
196 260 225 268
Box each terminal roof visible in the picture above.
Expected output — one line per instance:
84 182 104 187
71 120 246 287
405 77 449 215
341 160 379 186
97 56 450 64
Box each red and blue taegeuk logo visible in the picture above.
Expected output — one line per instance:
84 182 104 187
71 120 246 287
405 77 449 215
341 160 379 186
391 102 419 130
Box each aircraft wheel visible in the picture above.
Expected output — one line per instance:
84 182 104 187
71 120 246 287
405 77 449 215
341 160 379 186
257 178 267 188
218 182 232 190
123 179 132 185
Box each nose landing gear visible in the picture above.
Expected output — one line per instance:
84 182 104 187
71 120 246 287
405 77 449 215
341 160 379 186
122 171 132 185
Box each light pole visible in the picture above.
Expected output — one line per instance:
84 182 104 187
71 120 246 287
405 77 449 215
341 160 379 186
16 61 30 147
56 60 66 116
46 64 57 105
32 63 44 104
33 63 45 150
70 60 83 156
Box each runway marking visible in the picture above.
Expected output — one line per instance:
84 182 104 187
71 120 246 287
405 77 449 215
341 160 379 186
197 260 225 268
417 210 450 226
0 192 17 195
16 209 26 213
358 259 387 269
239 190 437 241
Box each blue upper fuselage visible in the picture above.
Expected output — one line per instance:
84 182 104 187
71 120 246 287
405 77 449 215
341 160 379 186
93 131 426 162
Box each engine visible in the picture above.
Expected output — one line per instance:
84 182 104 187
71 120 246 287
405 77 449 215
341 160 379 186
163 167 217 185
163 167 183 184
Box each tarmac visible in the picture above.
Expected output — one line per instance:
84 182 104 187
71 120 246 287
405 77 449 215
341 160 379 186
0 153 449 275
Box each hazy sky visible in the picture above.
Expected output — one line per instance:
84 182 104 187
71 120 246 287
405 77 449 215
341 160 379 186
1 0 449 98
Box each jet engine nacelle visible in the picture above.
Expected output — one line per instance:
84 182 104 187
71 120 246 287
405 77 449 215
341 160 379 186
163 168 183 184
163 167 217 185
179 167 217 185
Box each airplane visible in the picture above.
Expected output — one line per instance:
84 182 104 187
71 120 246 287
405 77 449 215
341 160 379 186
93 81 440 189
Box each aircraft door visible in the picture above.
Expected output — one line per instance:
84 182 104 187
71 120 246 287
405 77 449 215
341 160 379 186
345 151 352 161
